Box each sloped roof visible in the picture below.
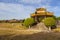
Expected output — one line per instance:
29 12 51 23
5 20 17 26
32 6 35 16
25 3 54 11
36 8 46 11
31 8 54 17
31 12 53 17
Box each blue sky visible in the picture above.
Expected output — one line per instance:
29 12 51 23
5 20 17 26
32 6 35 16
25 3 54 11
0 0 60 20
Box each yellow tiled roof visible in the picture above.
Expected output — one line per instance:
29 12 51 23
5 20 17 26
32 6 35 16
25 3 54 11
31 12 53 17
30 8 54 17
36 8 46 11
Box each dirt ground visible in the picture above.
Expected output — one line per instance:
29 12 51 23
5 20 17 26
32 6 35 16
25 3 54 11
0 32 60 40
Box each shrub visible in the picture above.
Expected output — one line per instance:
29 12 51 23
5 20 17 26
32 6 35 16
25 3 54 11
52 16 57 20
43 17 56 30
23 18 35 28
57 17 60 20
38 17 44 22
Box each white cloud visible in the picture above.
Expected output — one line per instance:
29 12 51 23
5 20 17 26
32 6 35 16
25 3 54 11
0 2 35 19
0 0 60 20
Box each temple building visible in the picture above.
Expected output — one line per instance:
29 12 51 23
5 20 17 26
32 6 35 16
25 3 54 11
30 8 54 23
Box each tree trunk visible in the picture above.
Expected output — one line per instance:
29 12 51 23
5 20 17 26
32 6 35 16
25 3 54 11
29 26 30 29
48 27 51 32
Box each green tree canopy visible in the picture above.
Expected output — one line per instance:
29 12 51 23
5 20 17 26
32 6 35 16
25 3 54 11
43 17 56 27
52 16 57 20
38 17 44 22
23 18 35 28
57 17 60 20
43 17 56 31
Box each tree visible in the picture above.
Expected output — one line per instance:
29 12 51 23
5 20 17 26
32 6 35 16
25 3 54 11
38 17 44 22
43 17 56 31
23 18 35 28
52 16 57 20
57 17 60 20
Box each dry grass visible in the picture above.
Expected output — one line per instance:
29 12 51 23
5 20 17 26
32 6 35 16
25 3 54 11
0 23 60 40
0 23 26 29
0 23 41 35
52 27 60 32
0 23 27 35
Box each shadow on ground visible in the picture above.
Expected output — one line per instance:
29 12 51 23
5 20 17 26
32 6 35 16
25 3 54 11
0 32 60 40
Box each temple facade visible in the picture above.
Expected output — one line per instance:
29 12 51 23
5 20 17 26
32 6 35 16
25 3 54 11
30 8 54 23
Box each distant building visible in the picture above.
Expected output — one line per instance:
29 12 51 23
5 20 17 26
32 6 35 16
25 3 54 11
30 8 54 23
